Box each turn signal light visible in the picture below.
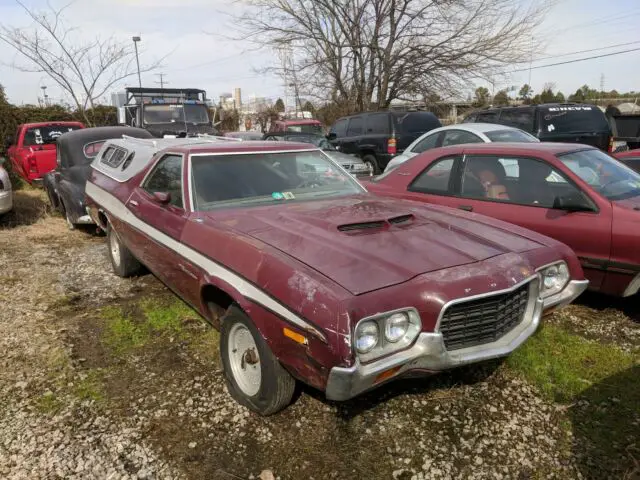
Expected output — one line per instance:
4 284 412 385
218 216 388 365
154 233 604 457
374 365 402 384
283 327 308 345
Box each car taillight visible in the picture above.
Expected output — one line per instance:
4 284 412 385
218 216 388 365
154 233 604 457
387 138 397 155
28 155 38 173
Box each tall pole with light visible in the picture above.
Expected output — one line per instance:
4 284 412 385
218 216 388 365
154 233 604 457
132 36 142 88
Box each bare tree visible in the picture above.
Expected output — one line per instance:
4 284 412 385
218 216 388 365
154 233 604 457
233 0 551 112
0 1 161 125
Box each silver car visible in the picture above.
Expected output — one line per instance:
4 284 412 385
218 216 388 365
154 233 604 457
384 123 539 172
0 161 13 216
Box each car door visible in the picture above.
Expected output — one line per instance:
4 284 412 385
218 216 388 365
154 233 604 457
452 154 612 289
340 116 364 155
126 153 201 302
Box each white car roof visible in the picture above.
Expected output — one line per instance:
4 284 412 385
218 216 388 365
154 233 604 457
430 123 525 134
91 135 239 183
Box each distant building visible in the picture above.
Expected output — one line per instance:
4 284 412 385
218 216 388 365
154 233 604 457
111 91 126 108
234 88 242 109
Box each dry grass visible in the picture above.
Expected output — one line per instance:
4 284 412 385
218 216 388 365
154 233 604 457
0 188 54 229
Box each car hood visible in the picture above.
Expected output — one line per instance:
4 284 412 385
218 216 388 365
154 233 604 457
323 150 363 166
207 196 544 295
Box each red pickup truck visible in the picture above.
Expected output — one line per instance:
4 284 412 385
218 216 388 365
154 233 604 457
6 122 84 184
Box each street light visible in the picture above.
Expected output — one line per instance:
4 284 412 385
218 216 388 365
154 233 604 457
132 36 142 88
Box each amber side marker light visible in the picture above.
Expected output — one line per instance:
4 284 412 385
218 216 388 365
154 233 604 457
283 327 308 345
374 365 403 384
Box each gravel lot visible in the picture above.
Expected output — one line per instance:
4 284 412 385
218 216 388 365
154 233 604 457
0 190 638 480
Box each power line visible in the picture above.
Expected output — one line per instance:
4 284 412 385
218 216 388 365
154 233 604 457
154 72 168 88
509 46 640 73
532 40 640 63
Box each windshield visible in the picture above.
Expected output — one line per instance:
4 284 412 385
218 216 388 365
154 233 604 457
286 124 323 134
143 104 210 125
283 135 336 151
539 106 609 134
484 129 539 143
24 125 82 146
191 150 363 210
558 149 640 201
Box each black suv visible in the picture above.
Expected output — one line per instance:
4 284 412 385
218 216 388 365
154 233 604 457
328 111 441 173
463 103 612 151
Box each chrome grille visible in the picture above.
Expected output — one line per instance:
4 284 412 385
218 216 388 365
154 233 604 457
439 283 530 351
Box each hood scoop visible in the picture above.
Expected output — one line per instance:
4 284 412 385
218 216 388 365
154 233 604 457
337 214 415 233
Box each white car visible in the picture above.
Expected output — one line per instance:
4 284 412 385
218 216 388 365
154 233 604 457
384 123 539 172
0 162 13 216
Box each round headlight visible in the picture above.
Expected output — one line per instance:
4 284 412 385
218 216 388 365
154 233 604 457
384 312 409 343
355 321 379 354
541 262 570 297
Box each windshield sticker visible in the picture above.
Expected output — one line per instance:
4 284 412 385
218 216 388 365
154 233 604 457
548 106 592 111
271 192 284 200
547 124 555 132
283 192 295 199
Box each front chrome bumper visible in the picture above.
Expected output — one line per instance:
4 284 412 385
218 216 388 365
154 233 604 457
325 279 587 401
0 190 13 215
542 279 589 310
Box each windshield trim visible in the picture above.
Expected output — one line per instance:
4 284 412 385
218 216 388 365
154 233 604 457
187 149 367 212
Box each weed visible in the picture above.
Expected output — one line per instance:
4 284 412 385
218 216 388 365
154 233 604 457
190 328 221 365
35 391 63 415
507 324 637 403
140 298 198 335
73 370 105 403
101 306 149 354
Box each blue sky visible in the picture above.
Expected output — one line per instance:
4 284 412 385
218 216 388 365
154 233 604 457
0 0 638 106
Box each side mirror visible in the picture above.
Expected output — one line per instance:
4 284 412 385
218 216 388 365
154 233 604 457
326 132 337 141
152 191 171 204
552 194 594 213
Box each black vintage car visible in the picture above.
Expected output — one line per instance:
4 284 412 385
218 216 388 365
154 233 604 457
43 126 153 229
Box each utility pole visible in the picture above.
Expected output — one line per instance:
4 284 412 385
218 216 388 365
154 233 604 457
40 85 48 106
132 36 142 88
155 73 168 89
599 73 605 106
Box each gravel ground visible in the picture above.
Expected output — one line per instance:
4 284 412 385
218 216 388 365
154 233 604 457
0 191 637 479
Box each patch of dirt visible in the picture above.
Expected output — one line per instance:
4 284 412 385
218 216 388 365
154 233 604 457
0 188 52 229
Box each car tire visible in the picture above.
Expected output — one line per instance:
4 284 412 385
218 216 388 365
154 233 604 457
361 154 380 174
107 223 142 277
220 306 295 415
45 185 60 213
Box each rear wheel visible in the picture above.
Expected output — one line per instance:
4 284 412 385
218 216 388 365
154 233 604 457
361 154 380 174
220 306 295 415
107 223 142 277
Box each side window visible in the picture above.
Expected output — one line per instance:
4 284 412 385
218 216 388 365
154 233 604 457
142 154 183 208
412 132 440 153
408 157 457 194
462 155 585 208
476 112 499 123
442 130 483 147
499 109 534 131
331 119 348 137
365 113 390 134
346 117 363 136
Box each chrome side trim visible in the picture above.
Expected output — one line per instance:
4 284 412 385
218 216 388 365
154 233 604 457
623 274 640 297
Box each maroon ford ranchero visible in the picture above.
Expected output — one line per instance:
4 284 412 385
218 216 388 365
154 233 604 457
85 137 587 415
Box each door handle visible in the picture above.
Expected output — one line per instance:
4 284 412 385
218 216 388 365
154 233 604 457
458 205 473 212
128 200 139 207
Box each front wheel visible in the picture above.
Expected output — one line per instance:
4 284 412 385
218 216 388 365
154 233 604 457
221 306 295 415
361 154 380 174
107 223 142 277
